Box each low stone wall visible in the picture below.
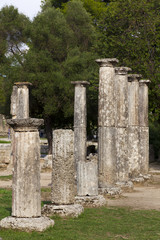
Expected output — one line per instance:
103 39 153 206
0 144 11 169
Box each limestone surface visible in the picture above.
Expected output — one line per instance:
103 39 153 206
52 129 76 205
98 127 116 187
42 204 84 217
0 217 54 232
75 195 106 207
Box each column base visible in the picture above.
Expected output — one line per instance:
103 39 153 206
0 216 54 232
116 181 134 192
99 186 122 197
42 204 84 218
131 174 152 184
75 195 106 207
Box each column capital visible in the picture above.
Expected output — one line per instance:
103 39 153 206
71 81 90 86
128 74 142 82
115 67 132 75
95 58 119 67
14 82 32 87
139 79 151 86
7 118 44 131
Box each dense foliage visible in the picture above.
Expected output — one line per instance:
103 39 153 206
1 0 160 151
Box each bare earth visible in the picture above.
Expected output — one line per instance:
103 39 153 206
0 163 160 210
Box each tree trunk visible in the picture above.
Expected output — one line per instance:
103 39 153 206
44 116 53 154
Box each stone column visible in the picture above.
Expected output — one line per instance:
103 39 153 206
10 82 32 170
42 129 83 217
71 81 92 196
115 67 131 182
0 118 54 232
128 74 142 178
139 80 150 175
71 81 106 207
11 82 32 119
96 58 119 189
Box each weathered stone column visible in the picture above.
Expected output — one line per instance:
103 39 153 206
71 81 92 196
11 82 32 119
115 67 131 182
71 81 106 207
128 74 142 178
139 80 150 175
42 129 83 217
0 118 54 232
96 58 119 189
10 82 32 170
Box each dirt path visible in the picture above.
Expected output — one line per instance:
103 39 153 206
0 163 160 210
108 163 160 210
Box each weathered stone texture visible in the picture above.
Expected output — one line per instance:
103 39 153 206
139 80 150 127
7 118 44 218
74 127 86 163
77 156 98 196
75 195 106 207
0 144 11 169
42 204 84 218
128 74 141 126
115 128 128 181
52 129 76 205
115 67 131 127
139 127 149 175
128 126 140 178
0 216 54 232
96 59 118 127
0 114 8 136
10 82 32 119
98 127 116 187
96 58 118 189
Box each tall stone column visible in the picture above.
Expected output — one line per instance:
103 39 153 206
11 82 32 119
128 74 142 178
96 58 119 189
71 81 91 196
115 67 131 182
0 118 54 232
139 80 150 175
71 81 106 207
42 129 84 217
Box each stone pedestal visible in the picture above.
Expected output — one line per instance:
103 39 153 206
139 80 150 175
96 58 118 189
0 118 54 232
128 74 141 178
42 129 83 217
115 67 131 182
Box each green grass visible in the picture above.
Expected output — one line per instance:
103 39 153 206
0 188 160 239
0 140 11 144
0 175 12 181
41 187 51 192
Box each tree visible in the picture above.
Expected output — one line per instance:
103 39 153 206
93 0 160 122
21 0 98 153
0 6 30 116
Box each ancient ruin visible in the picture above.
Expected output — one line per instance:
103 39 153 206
115 67 131 183
0 83 54 232
139 80 150 175
72 81 106 206
42 129 83 217
10 82 32 119
95 58 119 191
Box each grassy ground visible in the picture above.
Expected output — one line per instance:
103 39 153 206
0 141 11 144
0 175 12 181
0 188 160 240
